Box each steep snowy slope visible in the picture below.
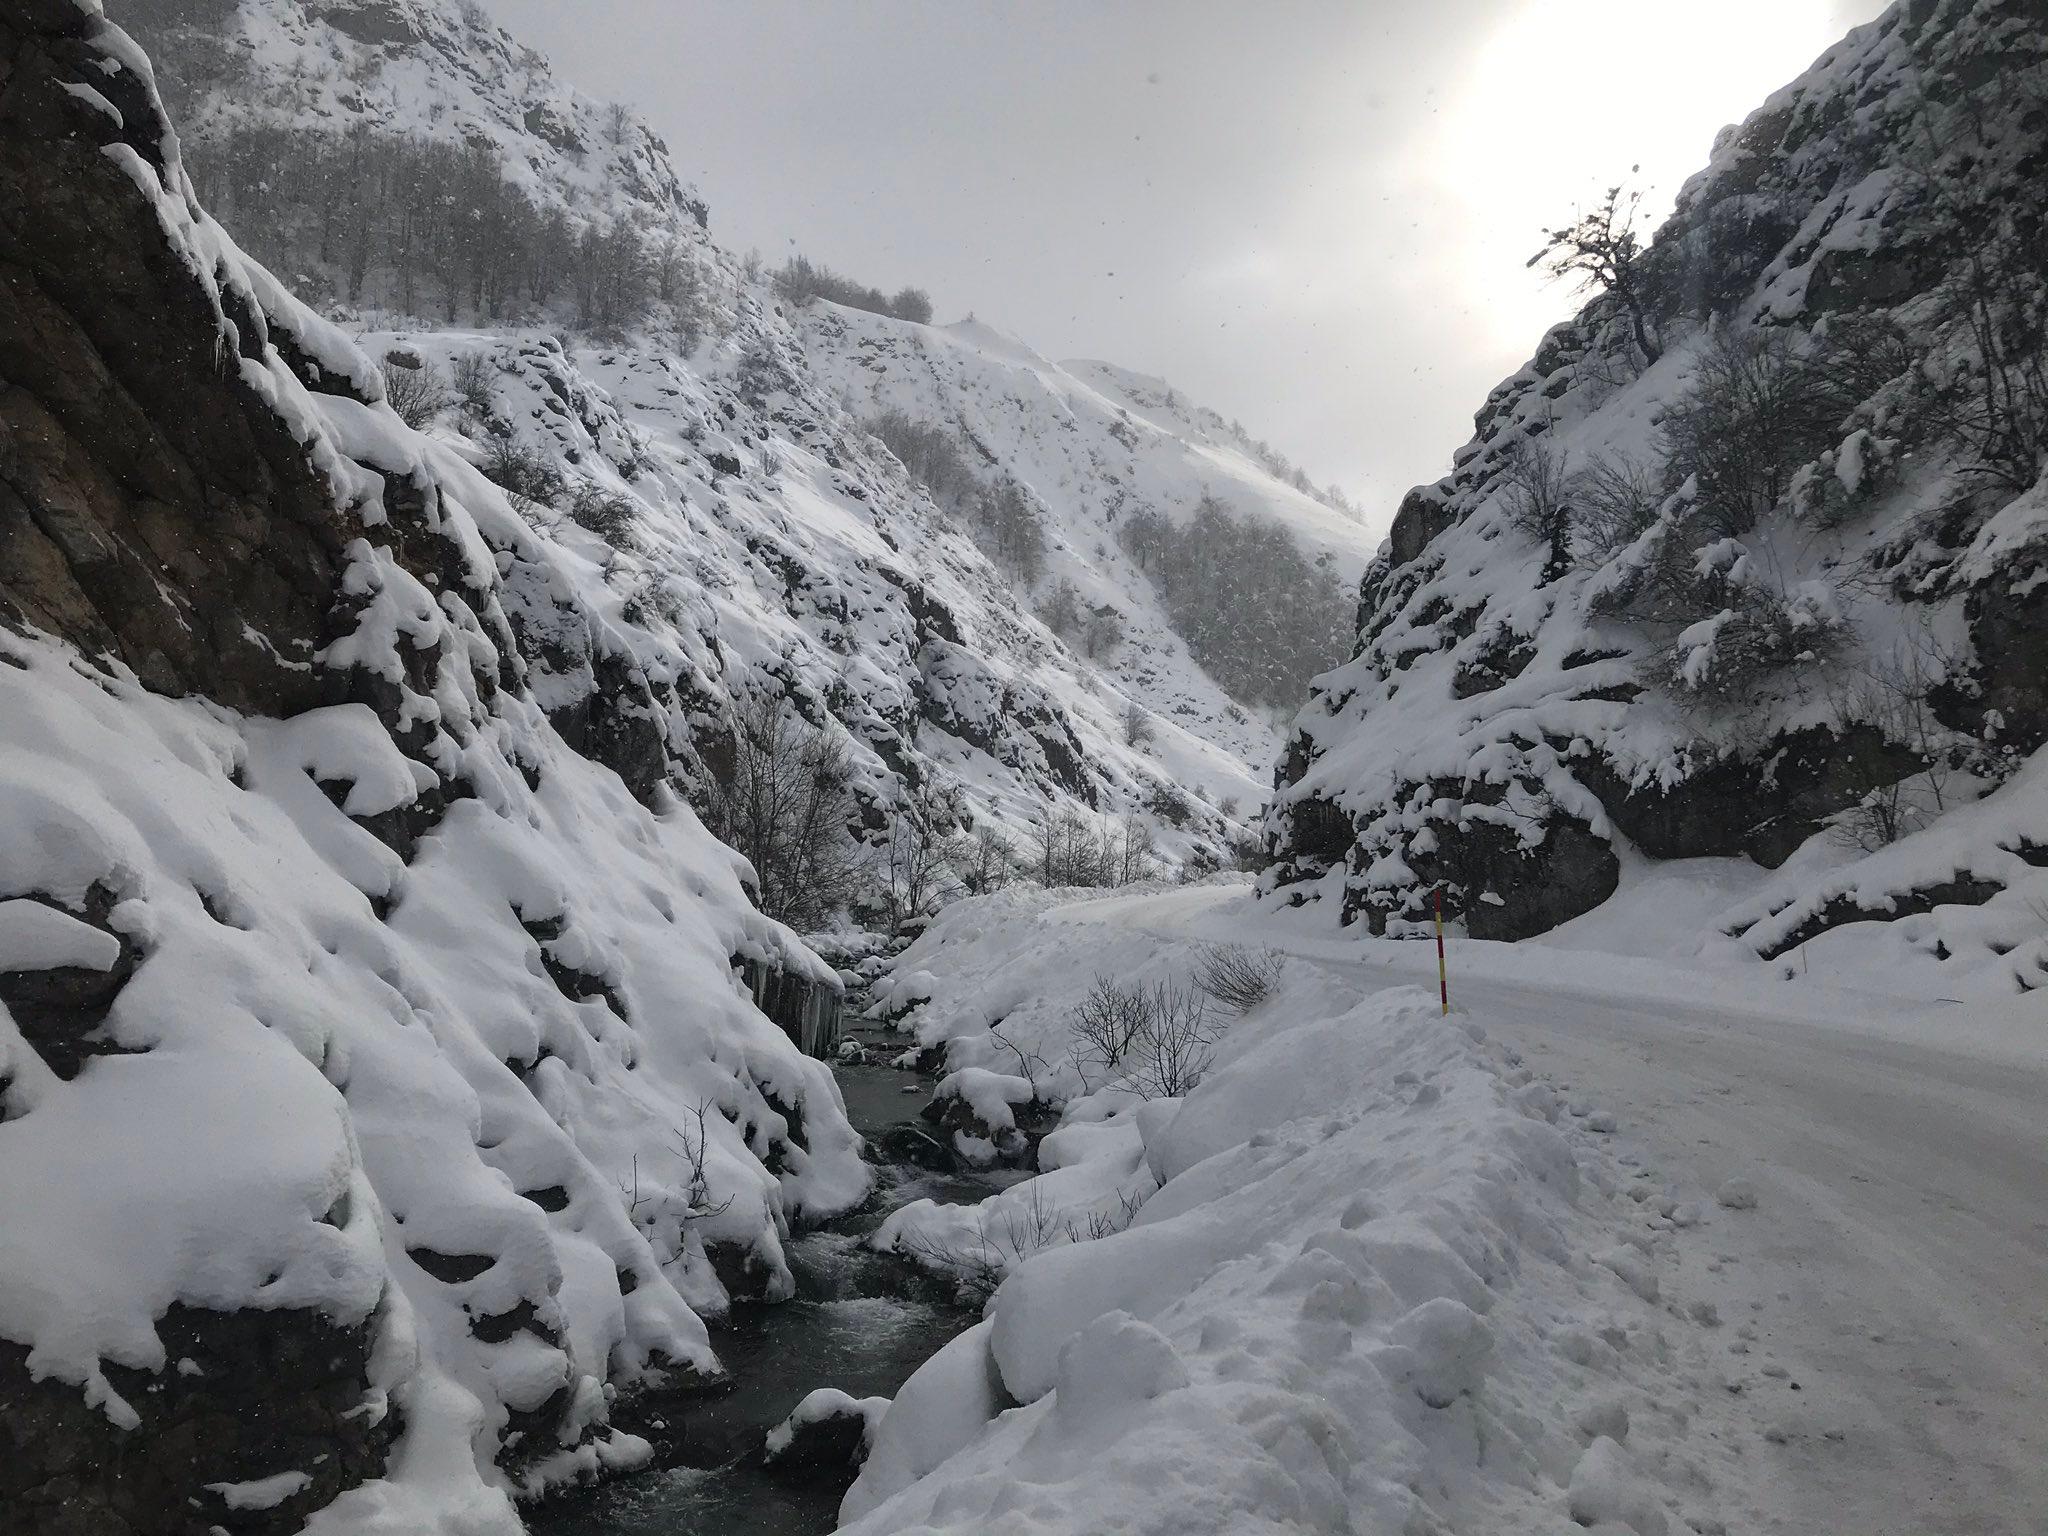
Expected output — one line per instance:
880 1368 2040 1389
110 0 1379 874
798 308 1372 762
1269 0 2048 993
0 7 861 1533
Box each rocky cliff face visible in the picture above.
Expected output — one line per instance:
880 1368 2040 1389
102 0 1378 871
0 6 864 1532
1269 0 2048 980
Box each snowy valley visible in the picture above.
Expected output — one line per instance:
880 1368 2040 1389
2 1 2045 1535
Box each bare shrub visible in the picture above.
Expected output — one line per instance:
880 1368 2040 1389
1664 325 1857 539
700 695 869 931
1666 580 1851 702
1497 439 1574 582
1575 453 1664 565
1130 980 1218 1099
1121 701 1156 748
567 483 637 543
1824 629 1966 851
1068 976 1150 1088
449 350 495 416
1194 944 1284 1014
481 436 567 512
381 356 449 428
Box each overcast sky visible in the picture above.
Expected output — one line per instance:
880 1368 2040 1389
485 0 1886 532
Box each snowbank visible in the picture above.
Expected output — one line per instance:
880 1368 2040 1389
841 894 1777 1534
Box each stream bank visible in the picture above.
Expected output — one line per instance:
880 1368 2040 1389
528 1042 1013 1535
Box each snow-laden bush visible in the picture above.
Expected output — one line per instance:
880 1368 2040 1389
1666 577 1849 701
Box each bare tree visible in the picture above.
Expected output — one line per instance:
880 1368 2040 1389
1529 180 1661 364
700 696 869 931
1111 814 1156 886
956 824 1021 895
1035 805 1108 887
885 777 969 926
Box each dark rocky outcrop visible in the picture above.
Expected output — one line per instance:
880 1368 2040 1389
0 1 360 714
0 1305 392 1536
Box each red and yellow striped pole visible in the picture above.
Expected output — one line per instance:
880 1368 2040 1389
1435 886 1449 1015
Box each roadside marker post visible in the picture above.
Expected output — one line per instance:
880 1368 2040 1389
1435 886 1449 1015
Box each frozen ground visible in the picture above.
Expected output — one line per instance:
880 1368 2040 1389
848 880 2046 1535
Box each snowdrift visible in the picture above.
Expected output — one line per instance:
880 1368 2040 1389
840 893 1765 1535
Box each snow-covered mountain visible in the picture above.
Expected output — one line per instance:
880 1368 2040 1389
1268 0 2048 1000
111 0 1378 873
0 5 863 1531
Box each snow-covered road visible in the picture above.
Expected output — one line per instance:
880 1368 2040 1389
1062 884 2048 1536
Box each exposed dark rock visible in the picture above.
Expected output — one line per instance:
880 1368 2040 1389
1388 484 1455 568
0 886 144 1082
920 1084 1061 1166
0 1304 390 1536
0 0 358 714
407 1248 498 1284
1750 873 2005 959
760 1399 874 1490
1574 725 1920 868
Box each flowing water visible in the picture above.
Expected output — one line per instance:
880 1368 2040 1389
529 1051 1015 1535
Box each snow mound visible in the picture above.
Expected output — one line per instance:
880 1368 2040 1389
838 892 1753 1535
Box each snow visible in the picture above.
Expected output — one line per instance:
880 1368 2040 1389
763 1385 888 1458
0 900 122 973
1568 1436 1670 1536
204 1469 314 1511
838 881 2048 1534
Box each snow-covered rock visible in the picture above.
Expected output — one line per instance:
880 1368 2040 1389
1267 0 2048 982
0 6 862 1529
